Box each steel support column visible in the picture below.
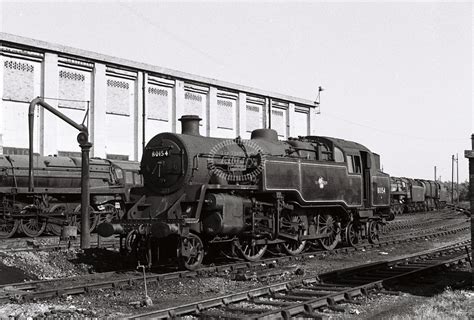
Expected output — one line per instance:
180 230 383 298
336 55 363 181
79 139 92 249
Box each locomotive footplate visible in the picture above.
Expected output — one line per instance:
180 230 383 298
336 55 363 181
97 218 189 239
299 231 338 241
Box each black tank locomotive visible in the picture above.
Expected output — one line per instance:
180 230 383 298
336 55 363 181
98 115 391 269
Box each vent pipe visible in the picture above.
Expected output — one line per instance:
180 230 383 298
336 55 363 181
179 115 201 136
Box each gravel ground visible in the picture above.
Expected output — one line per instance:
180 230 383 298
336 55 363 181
0 250 89 281
0 210 470 319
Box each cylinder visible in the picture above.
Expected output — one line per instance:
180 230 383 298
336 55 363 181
96 223 124 237
150 222 179 238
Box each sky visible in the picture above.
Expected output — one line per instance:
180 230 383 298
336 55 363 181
0 1 472 182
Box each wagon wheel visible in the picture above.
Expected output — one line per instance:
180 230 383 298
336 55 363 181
317 214 339 251
0 216 18 239
0 203 20 239
46 204 67 236
178 233 205 270
281 214 308 255
368 221 381 244
123 230 139 254
237 237 267 262
73 205 98 233
20 205 47 238
343 222 359 247
97 203 123 225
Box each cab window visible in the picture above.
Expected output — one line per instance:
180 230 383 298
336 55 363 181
334 147 344 163
319 144 332 161
125 171 134 184
353 155 362 173
134 172 143 185
115 168 123 180
346 155 354 173
346 155 362 174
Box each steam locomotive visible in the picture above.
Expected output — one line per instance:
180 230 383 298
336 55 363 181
0 155 141 238
390 177 449 215
98 115 391 270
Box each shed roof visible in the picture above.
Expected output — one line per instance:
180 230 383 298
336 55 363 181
0 32 317 108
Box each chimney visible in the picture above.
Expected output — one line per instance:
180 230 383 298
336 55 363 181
179 115 201 136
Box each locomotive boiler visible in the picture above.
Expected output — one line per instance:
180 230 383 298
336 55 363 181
98 115 391 269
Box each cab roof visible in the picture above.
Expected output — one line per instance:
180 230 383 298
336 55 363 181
306 136 371 153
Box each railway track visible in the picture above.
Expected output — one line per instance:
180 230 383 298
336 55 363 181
384 208 462 230
0 217 469 304
0 208 463 253
381 220 469 240
0 234 120 253
445 203 471 216
130 241 471 319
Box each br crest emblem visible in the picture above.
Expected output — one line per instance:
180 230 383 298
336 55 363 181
317 177 328 189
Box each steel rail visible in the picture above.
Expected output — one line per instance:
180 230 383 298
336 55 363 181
385 214 463 232
0 235 120 253
380 220 469 240
0 222 469 304
130 241 471 319
445 203 471 216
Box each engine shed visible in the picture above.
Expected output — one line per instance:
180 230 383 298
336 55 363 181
0 33 318 161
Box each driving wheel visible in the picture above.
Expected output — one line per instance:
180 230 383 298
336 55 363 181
237 237 267 261
281 214 308 255
317 214 339 250
179 233 205 270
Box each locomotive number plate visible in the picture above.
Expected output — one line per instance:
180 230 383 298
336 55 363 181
151 150 170 158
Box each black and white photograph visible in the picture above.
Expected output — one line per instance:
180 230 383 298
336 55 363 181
0 1 472 319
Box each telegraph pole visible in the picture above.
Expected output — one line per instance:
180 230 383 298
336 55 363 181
451 155 454 203
456 153 459 205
